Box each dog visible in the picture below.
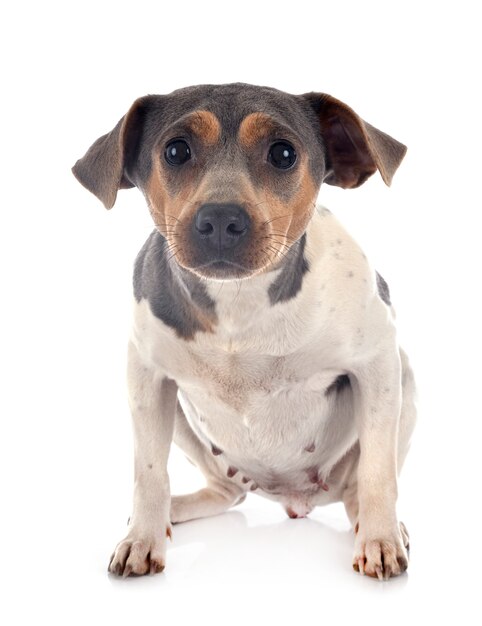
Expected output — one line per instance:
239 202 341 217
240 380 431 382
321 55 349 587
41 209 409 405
73 83 416 580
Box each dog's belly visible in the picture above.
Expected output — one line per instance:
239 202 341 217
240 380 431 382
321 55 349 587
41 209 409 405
176 365 358 511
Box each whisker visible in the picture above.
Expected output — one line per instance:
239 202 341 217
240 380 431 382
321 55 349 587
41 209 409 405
261 236 291 250
268 239 291 250
232 279 243 304
261 214 291 227
260 247 275 269
216 280 225 298
269 231 297 243
165 245 181 263
267 244 289 262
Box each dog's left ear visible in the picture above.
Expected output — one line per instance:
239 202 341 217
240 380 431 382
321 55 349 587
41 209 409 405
72 96 155 209
302 93 407 189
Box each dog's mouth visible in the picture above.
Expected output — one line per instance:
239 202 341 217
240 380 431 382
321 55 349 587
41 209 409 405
157 203 300 281
164 229 293 281
188 258 257 280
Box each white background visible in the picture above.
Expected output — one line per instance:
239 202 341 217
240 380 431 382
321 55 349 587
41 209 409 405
1 0 481 623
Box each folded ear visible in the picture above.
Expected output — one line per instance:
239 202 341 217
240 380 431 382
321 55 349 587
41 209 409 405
302 93 407 189
72 96 153 208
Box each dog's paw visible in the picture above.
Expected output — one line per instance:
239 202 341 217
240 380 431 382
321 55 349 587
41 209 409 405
108 525 172 577
352 522 409 580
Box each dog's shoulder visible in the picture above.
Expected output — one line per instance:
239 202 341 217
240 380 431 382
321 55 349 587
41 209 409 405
306 207 392 309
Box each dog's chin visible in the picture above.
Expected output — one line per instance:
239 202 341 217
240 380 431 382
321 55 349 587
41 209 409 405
188 260 258 281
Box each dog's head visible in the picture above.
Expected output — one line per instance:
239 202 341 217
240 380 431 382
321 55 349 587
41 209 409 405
73 83 406 280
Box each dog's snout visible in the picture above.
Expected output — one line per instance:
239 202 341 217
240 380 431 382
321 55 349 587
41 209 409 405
194 204 250 249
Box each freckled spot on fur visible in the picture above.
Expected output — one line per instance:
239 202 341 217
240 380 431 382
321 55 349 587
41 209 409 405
148 464 153 469
227 466 239 478
337 239 342 245
348 271 354 278
384 387 391 393
250 483 258 491
332 252 341 260
242 476 251 484
211 444 223 456
304 442 316 453
329 306 336 313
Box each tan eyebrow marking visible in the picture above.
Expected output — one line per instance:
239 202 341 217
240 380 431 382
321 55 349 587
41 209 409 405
238 112 276 148
187 110 221 145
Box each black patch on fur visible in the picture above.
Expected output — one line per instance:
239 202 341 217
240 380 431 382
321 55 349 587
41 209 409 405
376 271 391 305
134 230 216 339
325 374 350 396
268 234 309 305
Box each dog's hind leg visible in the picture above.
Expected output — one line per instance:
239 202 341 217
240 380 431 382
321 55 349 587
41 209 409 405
171 488 247 523
170 401 246 523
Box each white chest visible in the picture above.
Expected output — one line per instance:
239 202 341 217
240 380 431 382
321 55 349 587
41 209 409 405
175 346 357 492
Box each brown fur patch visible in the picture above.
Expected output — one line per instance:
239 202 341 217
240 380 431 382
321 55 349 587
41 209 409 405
238 112 276 148
257 159 317 249
188 110 221 146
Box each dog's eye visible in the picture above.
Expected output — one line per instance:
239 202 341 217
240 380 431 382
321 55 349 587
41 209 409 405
268 141 297 169
165 139 191 166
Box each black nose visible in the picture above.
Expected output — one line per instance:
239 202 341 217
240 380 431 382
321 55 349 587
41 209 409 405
194 203 250 250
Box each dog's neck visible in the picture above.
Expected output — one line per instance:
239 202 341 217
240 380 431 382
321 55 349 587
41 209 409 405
172 228 311 334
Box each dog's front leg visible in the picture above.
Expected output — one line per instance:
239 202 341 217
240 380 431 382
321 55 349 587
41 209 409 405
108 341 177 577
350 345 408 580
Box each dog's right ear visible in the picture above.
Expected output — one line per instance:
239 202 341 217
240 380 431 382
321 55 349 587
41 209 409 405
72 96 155 209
